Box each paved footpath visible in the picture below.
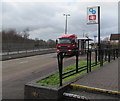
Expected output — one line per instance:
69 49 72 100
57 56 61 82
66 58 120 100
73 58 119 91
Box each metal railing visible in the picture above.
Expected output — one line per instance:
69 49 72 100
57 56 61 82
2 48 56 56
57 48 119 86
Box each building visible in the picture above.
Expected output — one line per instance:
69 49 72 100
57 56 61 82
110 34 120 45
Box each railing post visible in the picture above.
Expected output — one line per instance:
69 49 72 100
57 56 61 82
108 50 110 62
57 52 63 86
116 49 118 58
87 50 89 73
89 50 91 72
100 49 103 66
76 50 79 73
113 49 115 60
105 49 107 61
112 49 114 60
102 50 104 66
95 49 97 65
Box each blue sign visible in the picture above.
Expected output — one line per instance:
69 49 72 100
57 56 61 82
94 35 97 38
89 8 96 14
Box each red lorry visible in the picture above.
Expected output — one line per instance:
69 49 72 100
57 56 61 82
56 34 78 55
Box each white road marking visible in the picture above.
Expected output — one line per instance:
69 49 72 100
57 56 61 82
19 61 28 64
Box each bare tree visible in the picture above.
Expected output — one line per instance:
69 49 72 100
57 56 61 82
23 28 30 39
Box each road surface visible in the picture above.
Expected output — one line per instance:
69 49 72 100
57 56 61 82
2 53 82 99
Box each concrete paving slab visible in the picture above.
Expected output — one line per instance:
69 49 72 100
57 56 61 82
73 59 118 91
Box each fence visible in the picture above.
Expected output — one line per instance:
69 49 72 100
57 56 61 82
57 48 119 86
2 48 56 56
2 44 56 53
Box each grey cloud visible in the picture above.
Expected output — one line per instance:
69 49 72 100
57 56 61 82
2 1 118 40
2 2 64 30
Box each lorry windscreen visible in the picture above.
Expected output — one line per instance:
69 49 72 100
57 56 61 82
58 38 71 44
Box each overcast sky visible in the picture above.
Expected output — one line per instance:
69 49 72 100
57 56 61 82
1 1 118 40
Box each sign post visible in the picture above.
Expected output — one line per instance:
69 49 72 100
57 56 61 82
98 6 100 52
87 6 100 60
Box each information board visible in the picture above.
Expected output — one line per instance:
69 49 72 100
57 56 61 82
87 6 98 24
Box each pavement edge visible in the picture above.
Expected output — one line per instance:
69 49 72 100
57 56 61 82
70 83 120 97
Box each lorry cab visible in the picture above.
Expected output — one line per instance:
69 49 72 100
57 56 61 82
56 34 77 55
56 34 93 55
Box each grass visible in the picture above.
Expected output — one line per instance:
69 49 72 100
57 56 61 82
37 60 103 87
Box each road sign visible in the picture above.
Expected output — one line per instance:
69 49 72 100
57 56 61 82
94 35 97 38
87 6 98 24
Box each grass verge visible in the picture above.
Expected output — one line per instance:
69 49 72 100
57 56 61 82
37 60 104 86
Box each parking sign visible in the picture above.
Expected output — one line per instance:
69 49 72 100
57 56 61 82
87 6 98 24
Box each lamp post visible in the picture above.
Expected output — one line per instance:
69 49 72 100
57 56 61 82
63 14 70 34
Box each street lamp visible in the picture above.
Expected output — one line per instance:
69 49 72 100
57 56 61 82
83 30 85 37
63 14 70 34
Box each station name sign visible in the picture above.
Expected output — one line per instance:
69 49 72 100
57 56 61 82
87 6 99 24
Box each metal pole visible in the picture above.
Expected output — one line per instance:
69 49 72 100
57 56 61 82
100 49 103 66
76 51 78 73
83 30 84 37
78 40 80 49
88 40 89 51
116 49 118 58
89 50 91 72
98 6 100 61
87 51 89 73
65 15 67 34
108 50 110 62
114 49 115 60
63 14 70 34
105 49 107 61
95 49 97 65
57 52 63 86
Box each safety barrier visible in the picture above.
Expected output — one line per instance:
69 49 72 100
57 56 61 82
57 48 119 86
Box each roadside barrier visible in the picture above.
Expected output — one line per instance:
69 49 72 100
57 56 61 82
57 48 119 86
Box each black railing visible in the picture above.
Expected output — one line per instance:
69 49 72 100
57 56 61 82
57 48 119 86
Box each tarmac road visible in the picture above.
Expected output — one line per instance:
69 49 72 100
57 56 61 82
2 53 82 99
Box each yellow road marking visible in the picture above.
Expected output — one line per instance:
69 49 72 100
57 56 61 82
70 84 120 95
